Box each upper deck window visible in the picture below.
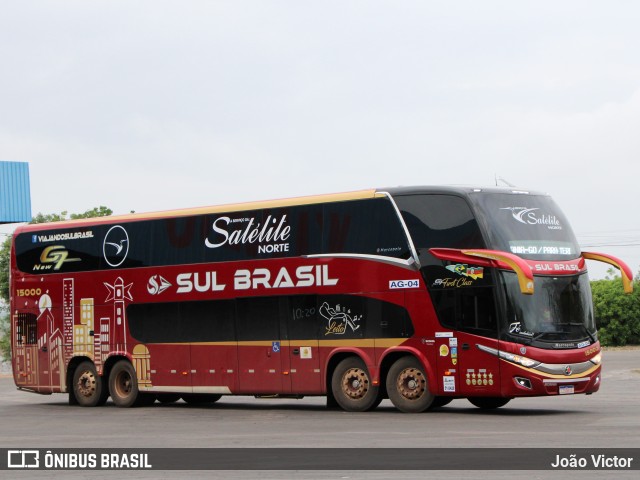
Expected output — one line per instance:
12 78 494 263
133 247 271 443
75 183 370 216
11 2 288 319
14 197 411 274
394 194 485 265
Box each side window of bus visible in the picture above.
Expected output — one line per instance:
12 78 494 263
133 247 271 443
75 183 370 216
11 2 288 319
236 297 281 341
128 302 181 343
429 287 498 338
431 287 498 338
288 295 320 340
287 294 413 340
318 295 365 339
365 298 414 338
15 313 38 345
429 290 457 329
182 300 235 342
458 287 497 334
425 265 498 338
128 300 236 343
394 194 484 265
322 199 410 258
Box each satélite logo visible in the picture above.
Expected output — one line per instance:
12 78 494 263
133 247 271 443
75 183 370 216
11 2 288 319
103 225 129 267
500 207 562 230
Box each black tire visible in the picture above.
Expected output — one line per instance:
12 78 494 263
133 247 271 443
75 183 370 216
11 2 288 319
331 357 380 412
157 393 181 404
468 397 511 409
386 356 434 413
72 361 105 407
430 396 453 409
109 360 139 408
181 394 222 404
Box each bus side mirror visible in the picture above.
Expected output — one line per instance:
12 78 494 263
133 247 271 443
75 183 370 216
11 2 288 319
582 251 634 294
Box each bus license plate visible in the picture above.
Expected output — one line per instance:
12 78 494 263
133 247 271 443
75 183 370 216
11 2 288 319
559 385 574 395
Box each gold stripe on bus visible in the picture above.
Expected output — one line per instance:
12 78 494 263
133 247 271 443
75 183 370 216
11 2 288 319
158 338 407 348
25 189 381 228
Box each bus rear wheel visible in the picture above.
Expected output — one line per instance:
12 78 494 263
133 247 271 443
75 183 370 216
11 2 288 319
331 357 379 412
468 397 511 409
72 361 107 407
386 356 434 413
109 360 139 408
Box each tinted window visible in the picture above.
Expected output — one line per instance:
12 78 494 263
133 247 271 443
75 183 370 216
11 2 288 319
183 300 235 342
236 297 281 341
15 198 410 274
128 295 413 343
322 198 410 258
319 295 366 339
364 297 414 338
128 302 181 343
394 194 485 265
288 295 320 340
425 265 498 337
128 300 235 343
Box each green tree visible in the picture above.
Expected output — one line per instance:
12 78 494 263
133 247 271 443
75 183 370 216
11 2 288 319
591 271 640 346
0 206 112 361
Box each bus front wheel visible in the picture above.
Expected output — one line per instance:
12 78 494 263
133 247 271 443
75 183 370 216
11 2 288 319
386 356 434 413
109 360 139 408
331 357 379 412
72 361 107 407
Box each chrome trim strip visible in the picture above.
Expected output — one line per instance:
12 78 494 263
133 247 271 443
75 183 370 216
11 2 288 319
140 385 232 394
536 360 595 376
304 253 417 270
543 378 590 384
377 191 421 268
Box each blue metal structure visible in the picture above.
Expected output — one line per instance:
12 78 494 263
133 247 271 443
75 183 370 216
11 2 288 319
0 161 32 224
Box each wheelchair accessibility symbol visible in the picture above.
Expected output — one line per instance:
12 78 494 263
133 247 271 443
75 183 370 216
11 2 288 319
272 341 280 353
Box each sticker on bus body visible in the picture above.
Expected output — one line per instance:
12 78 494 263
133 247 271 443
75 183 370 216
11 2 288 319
443 376 456 392
389 279 420 289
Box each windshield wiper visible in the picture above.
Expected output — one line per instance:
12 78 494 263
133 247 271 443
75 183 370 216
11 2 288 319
569 322 596 343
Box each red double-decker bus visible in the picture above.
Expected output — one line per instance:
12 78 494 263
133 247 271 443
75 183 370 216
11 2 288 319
9 187 633 412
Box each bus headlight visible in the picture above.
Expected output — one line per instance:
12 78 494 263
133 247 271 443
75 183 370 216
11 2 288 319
589 353 602 365
476 344 540 369
498 350 541 369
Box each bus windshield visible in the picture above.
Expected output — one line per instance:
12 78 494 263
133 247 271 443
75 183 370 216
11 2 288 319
473 193 581 261
501 272 596 346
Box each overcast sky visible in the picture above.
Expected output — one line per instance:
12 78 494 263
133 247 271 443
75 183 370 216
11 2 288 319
1 1 639 279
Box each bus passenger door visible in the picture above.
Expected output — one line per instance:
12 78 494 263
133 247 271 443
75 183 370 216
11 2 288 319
236 297 284 395
284 295 322 394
